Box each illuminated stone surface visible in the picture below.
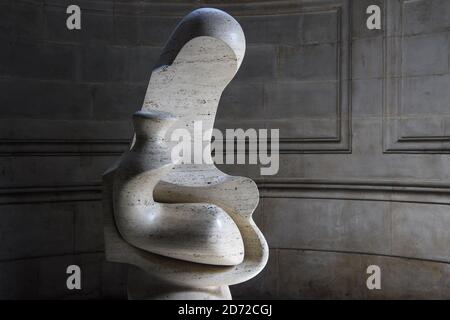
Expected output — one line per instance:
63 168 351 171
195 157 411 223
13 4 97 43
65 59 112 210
103 8 268 300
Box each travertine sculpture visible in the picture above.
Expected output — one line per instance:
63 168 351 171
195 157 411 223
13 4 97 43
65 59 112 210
103 8 268 300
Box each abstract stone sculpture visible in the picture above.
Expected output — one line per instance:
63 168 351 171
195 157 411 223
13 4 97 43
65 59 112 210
103 8 268 300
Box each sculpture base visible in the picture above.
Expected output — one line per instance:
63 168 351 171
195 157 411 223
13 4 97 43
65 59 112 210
127 267 232 300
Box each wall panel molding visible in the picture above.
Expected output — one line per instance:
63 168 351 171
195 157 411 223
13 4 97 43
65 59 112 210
0 184 102 205
383 0 450 153
0 119 131 156
276 4 352 153
0 139 128 156
257 178 450 204
4 178 450 205
2 0 351 156
216 0 352 153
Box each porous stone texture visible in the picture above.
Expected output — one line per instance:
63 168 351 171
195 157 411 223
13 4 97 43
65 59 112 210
2 0 450 299
103 8 268 299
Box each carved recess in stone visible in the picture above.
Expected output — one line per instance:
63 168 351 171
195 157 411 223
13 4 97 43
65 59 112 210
383 0 450 153
103 8 268 300
215 0 352 153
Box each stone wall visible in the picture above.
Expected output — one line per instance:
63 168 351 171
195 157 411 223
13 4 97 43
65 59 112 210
228 0 450 299
1 0 450 299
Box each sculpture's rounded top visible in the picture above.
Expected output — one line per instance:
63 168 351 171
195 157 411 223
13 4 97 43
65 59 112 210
156 7 246 69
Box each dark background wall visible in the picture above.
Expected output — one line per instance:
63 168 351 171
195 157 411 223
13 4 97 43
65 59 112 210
1 0 450 299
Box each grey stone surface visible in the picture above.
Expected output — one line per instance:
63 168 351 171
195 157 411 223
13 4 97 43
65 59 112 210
399 116 446 139
139 16 180 46
74 202 104 253
0 118 132 142
402 0 450 36
235 45 276 81
264 80 339 140
125 46 162 83
0 258 40 299
239 15 301 46
402 75 450 115
352 37 383 79
352 79 383 117
383 0 450 152
277 44 338 81
0 156 117 186
265 81 337 119
0 78 93 119
263 198 392 255
113 14 139 46
300 10 339 44
92 83 146 120
101 261 128 299
217 81 265 120
236 249 450 299
402 33 449 76
11 1 45 42
0 203 74 261
3 42 77 80
0 1 13 40
391 202 450 262
80 46 127 83
277 249 366 299
231 248 450 299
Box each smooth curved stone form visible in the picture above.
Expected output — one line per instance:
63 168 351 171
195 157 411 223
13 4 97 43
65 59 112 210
113 43 245 266
103 7 268 300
